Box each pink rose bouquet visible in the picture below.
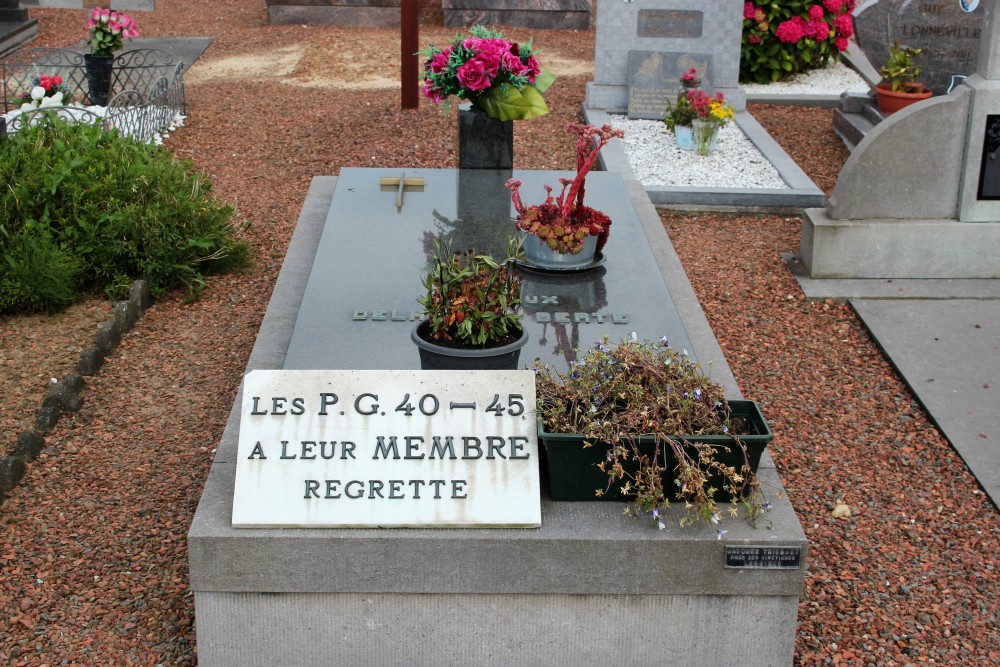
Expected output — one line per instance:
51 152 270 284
87 8 140 58
506 124 624 255
420 25 555 122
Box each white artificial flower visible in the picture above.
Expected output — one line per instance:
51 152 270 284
31 86 45 101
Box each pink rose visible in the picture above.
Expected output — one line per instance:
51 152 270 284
474 45 503 77
502 50 530 78
456 59 491 91
427 49 450 74
423 84 444 103
809 5 825 20
523 54 541 82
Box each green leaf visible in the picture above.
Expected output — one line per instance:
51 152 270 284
474 85 549 122
533 68 556 94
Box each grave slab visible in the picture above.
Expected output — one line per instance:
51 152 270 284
283 168 695 372
189 173 807 665
851 299 1000 507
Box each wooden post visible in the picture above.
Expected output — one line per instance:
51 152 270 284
401 0 419 109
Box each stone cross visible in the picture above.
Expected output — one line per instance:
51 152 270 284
379 174 425 209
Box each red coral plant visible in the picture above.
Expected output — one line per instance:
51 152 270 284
506 123 624 255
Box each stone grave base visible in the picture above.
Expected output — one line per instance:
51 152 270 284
584 108 825 210
801 208 1000 279
0 3 37 57
188 174 806 665
266 0 401 27
442 0 590 30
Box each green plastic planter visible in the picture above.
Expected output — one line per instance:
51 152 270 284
538 400 772 503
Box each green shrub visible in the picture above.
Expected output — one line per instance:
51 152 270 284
0 117 249 314
0 225 79 313
741 0 857 84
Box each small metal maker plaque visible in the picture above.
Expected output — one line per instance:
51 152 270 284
725 545 802 569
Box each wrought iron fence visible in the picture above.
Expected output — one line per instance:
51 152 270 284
1 47 186 141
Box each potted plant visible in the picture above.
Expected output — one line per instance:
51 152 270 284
687 89 734 156
85 7 139 106
421 25 555 169
663 67 700 151
411 238 527 370
534 335 772 528
875 41 933 114
505 123 623 269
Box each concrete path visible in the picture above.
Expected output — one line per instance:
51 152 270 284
787 264 1000 510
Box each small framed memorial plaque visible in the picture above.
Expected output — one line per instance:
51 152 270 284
725 545 802 569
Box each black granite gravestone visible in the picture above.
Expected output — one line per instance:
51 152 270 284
855 0 985 95
283 168 693 373
627 50 713 120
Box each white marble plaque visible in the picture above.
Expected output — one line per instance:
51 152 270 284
232 370 540 528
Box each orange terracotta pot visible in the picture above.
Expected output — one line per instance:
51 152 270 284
875 83 933 114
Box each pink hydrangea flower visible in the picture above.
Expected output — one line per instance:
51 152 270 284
823 0 844 12
812 20 831 41
834 13 854 37
834 36 849 51
809 4 825 20
748 33 762 44
744 2 757 19
775 17 806 44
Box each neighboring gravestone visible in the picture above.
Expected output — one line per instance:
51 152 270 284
18 1 154 9
442 0 590 30
587 0 745 114
854 0 986 95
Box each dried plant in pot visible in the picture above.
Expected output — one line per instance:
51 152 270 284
534 335 773 528
875 41 933 114
412 238 527 370
505 123 623 270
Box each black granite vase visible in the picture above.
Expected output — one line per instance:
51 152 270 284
84 54 114 106
458 104 513 169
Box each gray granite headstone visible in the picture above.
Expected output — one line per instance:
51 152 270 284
627 51 713 120
855 0 986 95
588 0 745 113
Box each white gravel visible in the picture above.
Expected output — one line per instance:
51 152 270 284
742 59 871 96
610 60 869 190
608 117 788 189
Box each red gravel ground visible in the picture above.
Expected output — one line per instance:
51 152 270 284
2 2 998 665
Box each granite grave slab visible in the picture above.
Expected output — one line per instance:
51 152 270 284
283 167 695 373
